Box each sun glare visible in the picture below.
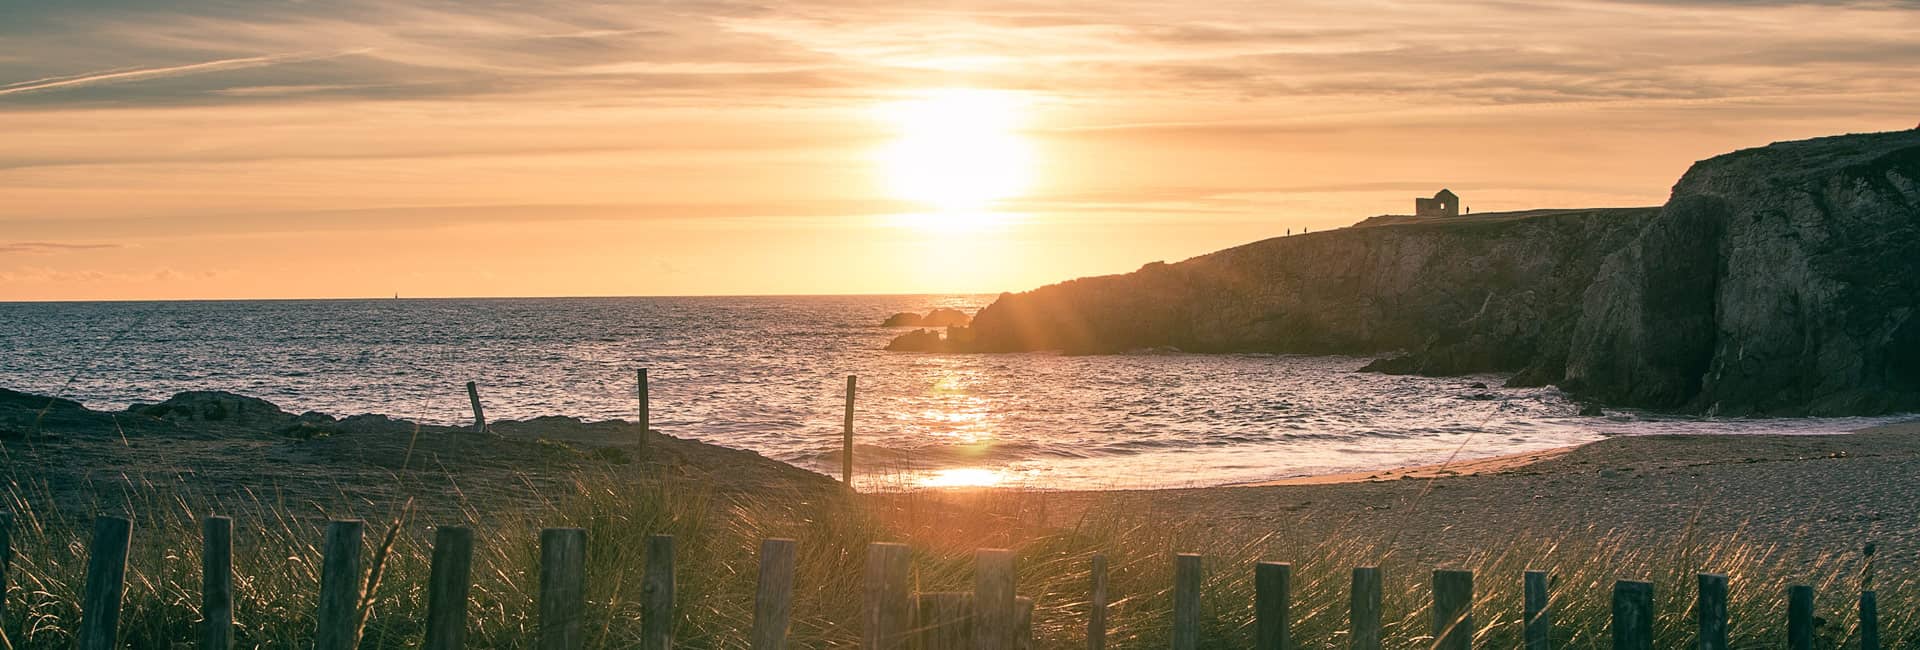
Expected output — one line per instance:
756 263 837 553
875 88 1035 229
917 467 1007 488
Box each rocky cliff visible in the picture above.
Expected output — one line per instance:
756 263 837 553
944 129 1920 416
963 207 1660 383
1563 130 1920 415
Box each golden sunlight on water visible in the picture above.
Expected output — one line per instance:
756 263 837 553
874 88 1035 232
916 467 1007 488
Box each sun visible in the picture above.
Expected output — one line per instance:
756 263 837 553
874 88 1035 226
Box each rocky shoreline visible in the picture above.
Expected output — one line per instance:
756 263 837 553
899 129 1920 416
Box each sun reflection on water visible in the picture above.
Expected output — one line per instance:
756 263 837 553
917 467 1006 488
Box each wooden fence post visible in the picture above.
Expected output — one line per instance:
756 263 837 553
77 515 132 650
314 519 365 650
975 548 1017 650
1172 554 1202 650
1860 590 1880 650
1256 562 1291 650
638 369 650 456
1088 554 1108 650
1015 596 1034 650
843 375 857 485
1523 570 1550 650
916 592 976 650
1431 569 1472 650
1696 573 1727 650
865 542 911 650
1350 567 1382 650
1787 585 1813 650
466 381 487 433
538 527 587 650
202 516 234 650
424 526 475 650
1 511 13 631
752 538 798 650
643 534 675 650
1611 580 1652 650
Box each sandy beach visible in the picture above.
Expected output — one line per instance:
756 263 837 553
1036 420 1920 569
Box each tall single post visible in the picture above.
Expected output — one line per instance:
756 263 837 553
1861 541 1880 650
1173 554 1202 650
1696 573 1727 650
1088 554 1108 650
1612 580 1653 650
1787 585 1813 650
864 542 911 650
1015 597 1034 650
466 381 487 433
1432 569 1473 650
752 539 798 650
975 548 1017 650
638 369 650 456
202 516 235 650
1350 567 1383 650
1 511 13 628
77 515 133 650
1256 562 1291 650
314 520 366 650
916 592 975 650
538 528 587 650
843 375 857 485
424 526 476 650
1524 570 1551 650
643 534 675 650
1860 590 1880 650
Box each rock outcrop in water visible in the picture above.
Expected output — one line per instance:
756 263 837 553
931 129 1920 416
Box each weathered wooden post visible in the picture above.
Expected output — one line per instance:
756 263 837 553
916 592 976 650
752 538 798 650
1611 580 1652 650
638 369 650 456
1861 541 1880 650
1 511 13 629
1015 596 1034 650
1787 585 1813 650
1350 567 1382 650
314 519 366 650
975 548 1017 650
77 515 132 650
1173 553 1202 650
424 526 475 650
1432 569 1473 650
865 542 911 650
1523 570 1551 650
1256 562 1291 650
843 375 857 485
1696 573 1727 650
538 528 587 650
1088 554 1108 650
466 381 487 433
1860 590 1880 650
202 516 235 650
643 534 675 650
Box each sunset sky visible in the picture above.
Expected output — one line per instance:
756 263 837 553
3 0 1918 301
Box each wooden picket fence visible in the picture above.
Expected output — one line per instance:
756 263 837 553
2 514 1888 649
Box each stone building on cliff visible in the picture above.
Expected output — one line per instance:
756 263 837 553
1415 189 1461 217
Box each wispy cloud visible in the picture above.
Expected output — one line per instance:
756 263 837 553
0 241 122 255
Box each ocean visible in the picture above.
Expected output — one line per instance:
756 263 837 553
0 295 1902 489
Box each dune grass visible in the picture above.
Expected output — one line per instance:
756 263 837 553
0 468 1908 649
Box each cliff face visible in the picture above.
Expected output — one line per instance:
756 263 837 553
956 129 1920 415
967 208 1660 382
1563 130 1920 415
